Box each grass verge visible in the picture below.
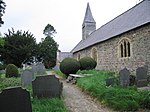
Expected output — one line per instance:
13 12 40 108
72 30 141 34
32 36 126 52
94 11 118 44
54 70 66 78
77 70 150 111
32 98 67 112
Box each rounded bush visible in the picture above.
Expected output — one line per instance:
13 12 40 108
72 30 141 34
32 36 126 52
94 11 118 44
6 64 19 78
60 58 80 77
79 57 97 70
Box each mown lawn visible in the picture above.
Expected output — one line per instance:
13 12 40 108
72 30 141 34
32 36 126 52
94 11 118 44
76 70 150 111
0 74 68 112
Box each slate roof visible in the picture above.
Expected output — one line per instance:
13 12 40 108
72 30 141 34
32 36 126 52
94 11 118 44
83 3 95 24
71 0 150 53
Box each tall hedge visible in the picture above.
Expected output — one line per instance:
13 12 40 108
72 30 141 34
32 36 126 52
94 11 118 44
6 64 19 77
79 57 97 70
60 58 80 77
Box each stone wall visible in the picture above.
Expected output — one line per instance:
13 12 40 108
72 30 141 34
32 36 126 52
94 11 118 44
73 23 150 75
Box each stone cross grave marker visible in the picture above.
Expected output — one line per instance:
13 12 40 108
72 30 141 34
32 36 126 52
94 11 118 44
21 70 33 86
0 87 32 112
32 75 63 98
136 66 148 87
119 67 130 86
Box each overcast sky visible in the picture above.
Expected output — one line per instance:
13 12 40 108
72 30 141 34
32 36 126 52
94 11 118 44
0 0 142 52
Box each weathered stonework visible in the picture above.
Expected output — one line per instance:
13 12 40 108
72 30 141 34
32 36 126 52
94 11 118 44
73 23 150 75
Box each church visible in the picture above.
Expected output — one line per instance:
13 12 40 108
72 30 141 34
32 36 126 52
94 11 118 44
71 0 150 75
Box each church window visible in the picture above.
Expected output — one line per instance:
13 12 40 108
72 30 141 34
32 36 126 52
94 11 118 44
127 42 130 57
119 38 131 58
120 44 123 57
124 41 127 57
91 47 98 62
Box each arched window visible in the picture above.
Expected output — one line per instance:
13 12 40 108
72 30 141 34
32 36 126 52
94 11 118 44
120 44 123 57
91 47 98 62
119 38 131 58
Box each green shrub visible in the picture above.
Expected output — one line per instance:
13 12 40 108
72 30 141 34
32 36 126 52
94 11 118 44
6 64 19 77
60 58 80 77
79 57 97 70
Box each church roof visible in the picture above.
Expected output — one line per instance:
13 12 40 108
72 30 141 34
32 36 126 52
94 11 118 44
83 3 95 24
71 0 150 53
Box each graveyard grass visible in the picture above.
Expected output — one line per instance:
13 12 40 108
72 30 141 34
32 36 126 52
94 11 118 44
0 75 68 112
55 70 67 78
76 70 150 111
32 98 67 112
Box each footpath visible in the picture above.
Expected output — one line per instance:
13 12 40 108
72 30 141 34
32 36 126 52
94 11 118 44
62 80 113 112
47 70 113 112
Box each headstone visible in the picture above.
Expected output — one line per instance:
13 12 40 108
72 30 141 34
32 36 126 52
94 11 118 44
31 63 46 77
36 63 45 75
21 70 33 86
119 68 130 86
0 87 32 112
105 78 115 86
36 63 46 76
136 66 148 87
32 64 37 73
32 75 63 98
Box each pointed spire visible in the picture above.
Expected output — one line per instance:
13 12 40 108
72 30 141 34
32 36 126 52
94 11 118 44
83 3 95 23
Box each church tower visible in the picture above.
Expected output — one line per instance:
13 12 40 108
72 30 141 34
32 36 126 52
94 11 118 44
82 3 96 40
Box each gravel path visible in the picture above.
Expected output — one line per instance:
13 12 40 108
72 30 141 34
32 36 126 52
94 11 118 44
62 80 113 112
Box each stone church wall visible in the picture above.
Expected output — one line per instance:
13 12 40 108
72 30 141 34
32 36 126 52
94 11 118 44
73 23 150 75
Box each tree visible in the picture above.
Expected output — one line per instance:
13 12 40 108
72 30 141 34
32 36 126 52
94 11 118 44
0 33 4 46
0 0 6 26
0 28 37 67
38 36 58 68
43 24 56 37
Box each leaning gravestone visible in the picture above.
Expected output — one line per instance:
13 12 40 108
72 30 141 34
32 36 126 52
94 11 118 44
0 87 32 112
21 70 33 86
32 75 63 98
136 66 148 87
119 68 130 86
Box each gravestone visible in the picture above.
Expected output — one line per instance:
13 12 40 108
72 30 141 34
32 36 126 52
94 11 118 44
32 75 63 98
31 63 46 77
32 64 37 73
21 70 33 86
119 68 130 86
0 87 32 112
105 78 115 86
136 66 148 87
36 63 46 76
